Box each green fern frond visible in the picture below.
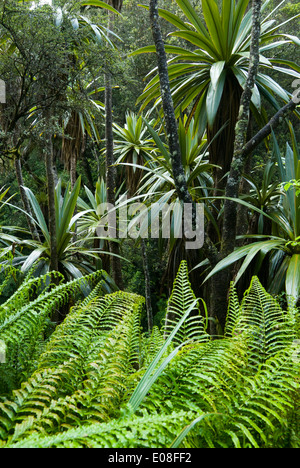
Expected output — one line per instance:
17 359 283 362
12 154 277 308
217 345 300 448
0 271 64 322
162 261 209 346
224 281 241 338
0 289 145 443
5 410 198 448
226 277 296 367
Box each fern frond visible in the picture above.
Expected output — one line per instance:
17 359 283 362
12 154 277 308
217 345 300 448
0 271 105 389
0 271 64 322
224 281 241 337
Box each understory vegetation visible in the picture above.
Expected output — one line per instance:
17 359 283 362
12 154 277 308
0 261 299 448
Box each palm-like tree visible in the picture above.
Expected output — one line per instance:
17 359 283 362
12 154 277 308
131 117 216 294
41 1 119 188
138 117 216 213
77 177 114 273
61 80 105 188
134 0 299 198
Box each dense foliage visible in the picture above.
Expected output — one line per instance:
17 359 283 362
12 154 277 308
0 0 299 449
0 261 299 448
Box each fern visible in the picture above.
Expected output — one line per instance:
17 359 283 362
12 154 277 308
6 411 197 448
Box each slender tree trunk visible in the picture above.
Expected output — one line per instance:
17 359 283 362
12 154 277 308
207 77 243 244
209 0 262 334
141 239 153 332
44 113 58 272
104 4 124 289
70 153 77 190
14 156 40 242
222 0 262 257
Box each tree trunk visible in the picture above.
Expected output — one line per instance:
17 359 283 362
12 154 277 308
222 0 262 257
207 77 242 243
105 2 124 289
70 151 77 190
207 77 242 189
44 116 59 273
81 134 94 190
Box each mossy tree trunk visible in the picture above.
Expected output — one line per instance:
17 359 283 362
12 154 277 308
149 0 193 207
44 111 59 273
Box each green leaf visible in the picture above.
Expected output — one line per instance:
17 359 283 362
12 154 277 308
157 7 191 31
231 0 250 46
203 239 284 285
142 118 170 162
175 0 210 38
206 65 226 127
285 254 300 308
168 30 219 59
22 187 50 243
202 0 224 56
129 45 156 56
20 248 46 273
57 177 81 247
210 61 226 89
234 239 284 285
222 0 234 52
